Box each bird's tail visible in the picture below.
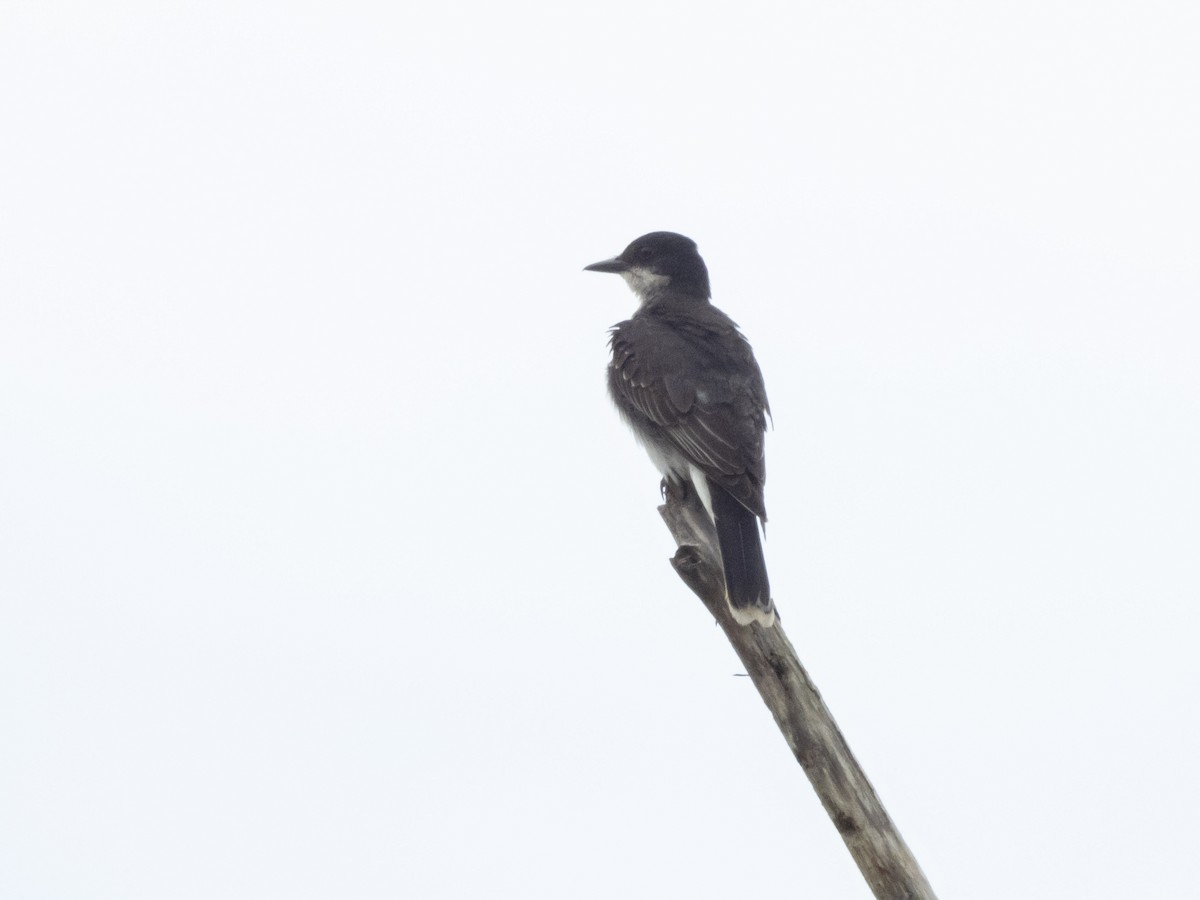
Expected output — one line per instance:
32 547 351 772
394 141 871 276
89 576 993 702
711 487 775 627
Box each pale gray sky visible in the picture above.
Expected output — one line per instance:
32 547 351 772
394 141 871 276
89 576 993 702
2 2 1198 898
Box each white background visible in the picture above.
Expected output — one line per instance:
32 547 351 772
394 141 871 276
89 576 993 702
2 2 1197 897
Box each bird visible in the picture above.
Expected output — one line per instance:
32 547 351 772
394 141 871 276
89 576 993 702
585 232 775 627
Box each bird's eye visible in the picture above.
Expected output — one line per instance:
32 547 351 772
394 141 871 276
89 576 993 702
638 247 653 258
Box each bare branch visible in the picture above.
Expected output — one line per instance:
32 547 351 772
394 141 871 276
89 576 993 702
659 485 937 900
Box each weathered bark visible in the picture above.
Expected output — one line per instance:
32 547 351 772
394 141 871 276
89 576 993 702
659 484 937 900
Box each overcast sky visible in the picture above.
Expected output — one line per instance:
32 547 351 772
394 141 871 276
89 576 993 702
2 2 1198 898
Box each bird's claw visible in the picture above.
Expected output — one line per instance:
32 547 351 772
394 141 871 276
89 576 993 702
661 478 690 503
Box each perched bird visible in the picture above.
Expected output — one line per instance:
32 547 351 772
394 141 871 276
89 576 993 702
585 232 775 627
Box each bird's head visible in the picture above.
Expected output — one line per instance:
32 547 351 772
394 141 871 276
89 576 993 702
584 231 711 304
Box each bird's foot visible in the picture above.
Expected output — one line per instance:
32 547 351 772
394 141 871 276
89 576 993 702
661 478 689 503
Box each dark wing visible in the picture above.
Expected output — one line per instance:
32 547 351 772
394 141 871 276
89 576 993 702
608 307 769 520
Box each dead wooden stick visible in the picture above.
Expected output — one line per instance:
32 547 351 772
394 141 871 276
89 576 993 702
659 484 937 900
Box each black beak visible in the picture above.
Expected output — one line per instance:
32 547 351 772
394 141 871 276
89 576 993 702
583 256 628 274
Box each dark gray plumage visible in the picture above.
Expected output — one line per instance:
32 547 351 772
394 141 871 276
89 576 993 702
585 232 775 627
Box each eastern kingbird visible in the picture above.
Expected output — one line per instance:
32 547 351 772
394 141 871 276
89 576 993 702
586 232 775 627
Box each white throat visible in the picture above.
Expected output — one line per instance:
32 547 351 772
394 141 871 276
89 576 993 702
620 267 671 304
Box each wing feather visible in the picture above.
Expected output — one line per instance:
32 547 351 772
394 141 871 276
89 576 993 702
607 309 769 520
